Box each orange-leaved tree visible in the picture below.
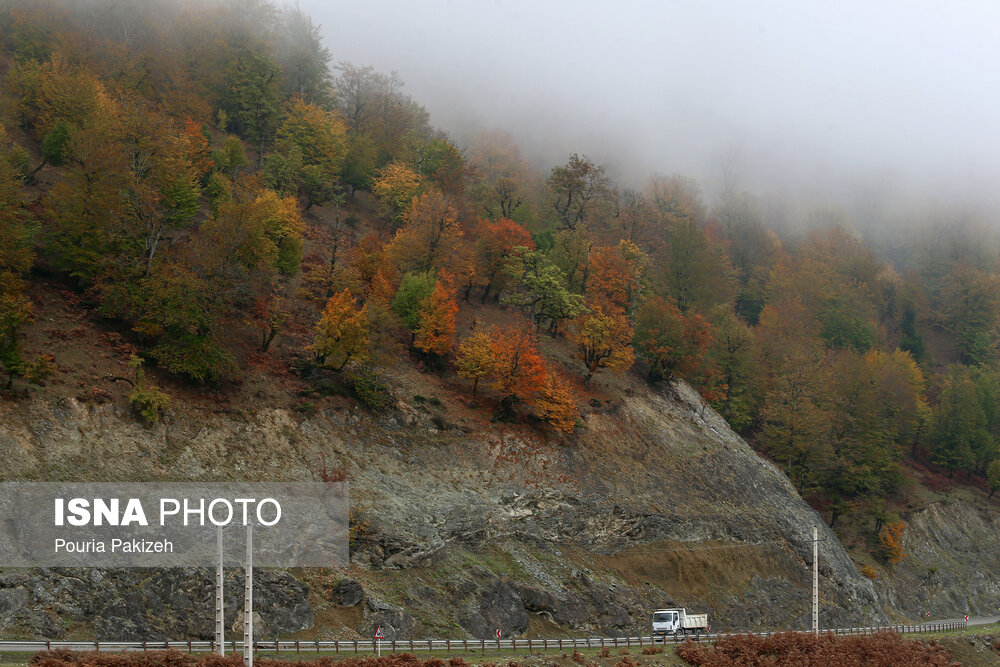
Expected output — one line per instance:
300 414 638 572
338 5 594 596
310 288 368 370
473 218 535 303
413 278 458 357
489 323 546 414
570 305 635 385
387 190 464 274
879 520 907 566
531 366 578 434
585 239 648 316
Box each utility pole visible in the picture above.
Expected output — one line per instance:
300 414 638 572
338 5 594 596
216 525 224 656
812 525 819 635
244 523 254 667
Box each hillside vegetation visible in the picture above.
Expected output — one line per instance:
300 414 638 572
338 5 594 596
1 0 999 572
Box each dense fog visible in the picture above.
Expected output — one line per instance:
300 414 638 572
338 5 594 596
302 0 1000 218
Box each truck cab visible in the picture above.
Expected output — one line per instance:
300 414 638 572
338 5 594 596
652 609 680 636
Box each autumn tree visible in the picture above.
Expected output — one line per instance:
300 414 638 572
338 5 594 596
268 96 348 210
403 130 465 195
482 176 525 220
879 521 907 566
205 188 305 278
455 327 495 396
387 190 464 274
532 366 578 433
310 288 369 370
473 218 534 302
372 161 421 224
647 173 734 313
633 297 712 385
250 289 290 353
0 124 36 388
570 305 635 385
586 240 649 316
413 278 458 357
753 297 831 493
489 323 546 415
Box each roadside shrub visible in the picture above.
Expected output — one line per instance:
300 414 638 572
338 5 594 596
676 631 952 666
30 650 484 667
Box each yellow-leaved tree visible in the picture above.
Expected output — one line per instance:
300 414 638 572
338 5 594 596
310 289 368 370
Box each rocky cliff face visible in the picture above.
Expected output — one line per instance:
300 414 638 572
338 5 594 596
0 379 889 639
877 500 1000 619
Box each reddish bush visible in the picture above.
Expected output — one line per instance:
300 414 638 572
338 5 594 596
640 646 662 655
675 632 952 666
29 651 477 667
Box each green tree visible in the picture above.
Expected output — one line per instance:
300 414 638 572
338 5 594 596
708 305 757 431
503 247 587 334
220 50 280 162
547 153 611 231
132 262 236 384
633 297 712 385
928 366 990 477
392 271 436 332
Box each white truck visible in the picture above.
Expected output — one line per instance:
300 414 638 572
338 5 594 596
652 608 709 638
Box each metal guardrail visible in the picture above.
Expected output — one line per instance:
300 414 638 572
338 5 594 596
0 622 968 655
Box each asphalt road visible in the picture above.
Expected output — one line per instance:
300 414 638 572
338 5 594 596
944 615 1000 626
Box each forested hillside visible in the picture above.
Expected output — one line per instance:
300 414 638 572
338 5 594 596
1 0 998 568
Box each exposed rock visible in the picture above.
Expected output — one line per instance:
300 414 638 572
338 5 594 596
877 500 1000 618
457 578 529 638
363 598 415 639
513 584 556 614
0 587 29 618
0 379 947 639
329 579 364 607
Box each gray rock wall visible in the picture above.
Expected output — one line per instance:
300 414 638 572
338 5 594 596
0 380 895 638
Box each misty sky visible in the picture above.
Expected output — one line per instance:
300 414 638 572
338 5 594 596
299 0 1000 208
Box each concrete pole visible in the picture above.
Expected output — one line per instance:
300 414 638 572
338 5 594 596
216 525 224 656
812 525 819 635
244 523 253 667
